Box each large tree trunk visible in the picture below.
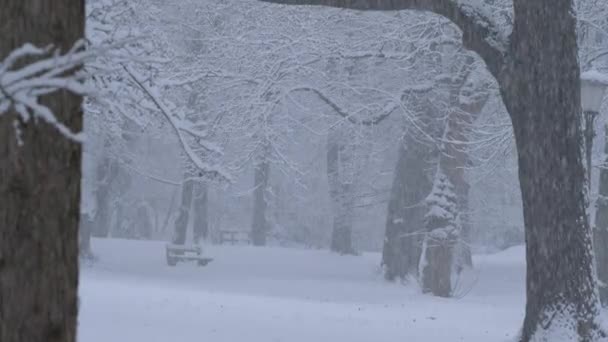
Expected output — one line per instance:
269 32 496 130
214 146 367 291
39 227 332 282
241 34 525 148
505 1 603 339
251 160 270 246
382 92 440 280
173 177 194 245
327 127 356 255
382 138 432 280
0 1 84 342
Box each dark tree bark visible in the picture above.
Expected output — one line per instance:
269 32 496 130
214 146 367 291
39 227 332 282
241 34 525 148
505 2 601 339
252 160 270 246
420 236 453 297
173 177 194 245
382 92 440 280
192 182 209 244
327 127 356 255
261 0 602 339
0 1 84 342
382 138 432 280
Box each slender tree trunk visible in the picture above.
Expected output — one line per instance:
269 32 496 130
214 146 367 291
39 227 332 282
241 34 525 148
252 160 270 246
135 204 152 239
160 187 178 234
112 202 125 238
382 138 432 280
584 111 598 189
327 127 356 255
0 1 84 342
505 1 603 339
92 155 114 237
79 212 93 258
173 177 194 245
594 124 608 306
109 164 132 237
192 182 209 244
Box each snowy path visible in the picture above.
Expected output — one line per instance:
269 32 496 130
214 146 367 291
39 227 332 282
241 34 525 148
79 239 526 341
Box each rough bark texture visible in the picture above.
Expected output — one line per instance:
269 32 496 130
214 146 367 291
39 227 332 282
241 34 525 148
327 127 356 255
0 1 84 342
173 177 194 245
192 182 209 244
252 161 270 246
382 139 432 280
504 1 602 340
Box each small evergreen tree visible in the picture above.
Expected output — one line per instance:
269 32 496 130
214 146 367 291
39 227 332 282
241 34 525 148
420 167 459 297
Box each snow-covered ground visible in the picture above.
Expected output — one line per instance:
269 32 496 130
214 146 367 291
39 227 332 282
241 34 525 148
79 238 526 341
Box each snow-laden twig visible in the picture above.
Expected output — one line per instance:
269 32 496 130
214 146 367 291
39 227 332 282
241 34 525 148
121 64 231 182
0 41 98 142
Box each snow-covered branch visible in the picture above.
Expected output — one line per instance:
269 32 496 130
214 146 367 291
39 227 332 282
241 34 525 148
122 64 231 182
259 0 506 79
0 41 96 142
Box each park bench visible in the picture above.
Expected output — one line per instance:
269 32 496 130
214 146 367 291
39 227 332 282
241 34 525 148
165 243 213 267
219 229 251 245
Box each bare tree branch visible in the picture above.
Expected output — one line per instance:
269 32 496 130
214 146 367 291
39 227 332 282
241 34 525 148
290 86 398 125
258 0 506 79
122 64 232 182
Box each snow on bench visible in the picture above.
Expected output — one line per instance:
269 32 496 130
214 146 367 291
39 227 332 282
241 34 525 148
165 243 213 267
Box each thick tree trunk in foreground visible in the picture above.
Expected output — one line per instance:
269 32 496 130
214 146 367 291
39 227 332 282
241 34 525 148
506 1 602 340
173 177 194 245
0 1 84 342
382 139 432 280
252 161 270 246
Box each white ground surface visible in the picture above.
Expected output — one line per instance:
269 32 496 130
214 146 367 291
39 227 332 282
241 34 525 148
79 238 527 342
